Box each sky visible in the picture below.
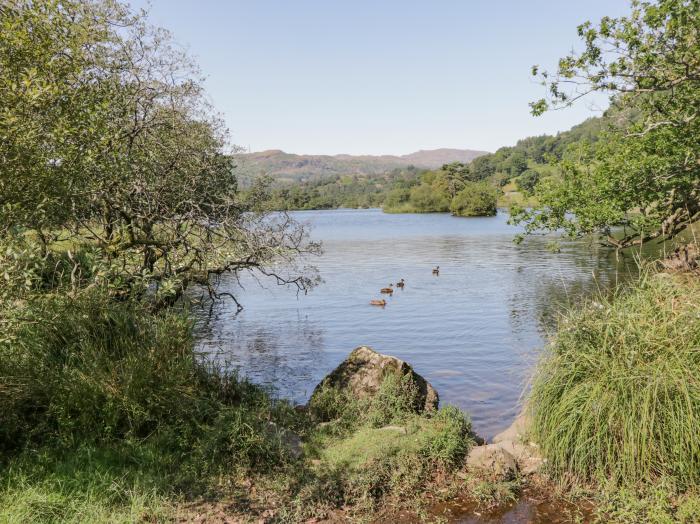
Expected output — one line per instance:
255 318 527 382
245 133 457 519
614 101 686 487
131 1 630 156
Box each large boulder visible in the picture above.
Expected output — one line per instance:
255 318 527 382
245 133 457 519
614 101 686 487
309 346 439 414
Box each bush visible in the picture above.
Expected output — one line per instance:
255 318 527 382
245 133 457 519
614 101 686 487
529 273 700 489
314 405 473 512
0 291 301 475
450 182 498 217
305 374 474 513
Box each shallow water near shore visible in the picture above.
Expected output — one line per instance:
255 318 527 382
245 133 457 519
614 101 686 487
195 208 637 439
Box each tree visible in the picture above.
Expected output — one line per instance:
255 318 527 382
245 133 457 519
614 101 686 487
507 150 529 177
516 169 540 195
0 0 319 309
409 184 450 212
469 155 496 181
515 0 700 248
434 162 470 199
450 182 498 217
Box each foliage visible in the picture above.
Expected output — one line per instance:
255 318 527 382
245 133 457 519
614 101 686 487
407 182 452 212
450 182 498 217
0 0 318 309
0 291 301 475
304 375 474 516
518 0 700 248
0 318 476 522
516 169 540 195
594 480 700 524
529 273 700 490
269 166 424 210
0 446 174 524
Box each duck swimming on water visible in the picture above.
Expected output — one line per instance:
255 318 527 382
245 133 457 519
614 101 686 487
370 299 387 306
396 278 405 289
380 284 394 295
432 266 440 275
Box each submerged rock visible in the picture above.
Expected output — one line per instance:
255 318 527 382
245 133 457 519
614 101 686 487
492 412 530 444
309 345 439 413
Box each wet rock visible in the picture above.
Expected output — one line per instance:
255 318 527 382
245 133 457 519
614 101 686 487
466 444 518 480
308 346 439 415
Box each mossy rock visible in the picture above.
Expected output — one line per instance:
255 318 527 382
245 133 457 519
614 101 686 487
308 346 438 420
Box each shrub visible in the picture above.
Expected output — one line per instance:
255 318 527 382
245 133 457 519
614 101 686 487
450 182 498 217
306 373 474 513
529 273 700 489
0 291 301 474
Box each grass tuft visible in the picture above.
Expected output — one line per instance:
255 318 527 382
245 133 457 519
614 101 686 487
529 272 700 489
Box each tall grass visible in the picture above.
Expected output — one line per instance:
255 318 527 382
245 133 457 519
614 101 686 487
529 272 700 489
0 290 303 475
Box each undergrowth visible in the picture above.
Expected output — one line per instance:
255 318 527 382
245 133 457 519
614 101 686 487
0 291 478 522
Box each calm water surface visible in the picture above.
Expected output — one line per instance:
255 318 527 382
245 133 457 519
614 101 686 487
195 208 636 439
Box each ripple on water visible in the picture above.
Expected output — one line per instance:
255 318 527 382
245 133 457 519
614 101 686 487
195 209 637 439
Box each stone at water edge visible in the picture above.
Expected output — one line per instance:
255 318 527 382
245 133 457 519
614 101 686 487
466 445 518 481
492 412 530 444
467 412 545 477
308 346 439 416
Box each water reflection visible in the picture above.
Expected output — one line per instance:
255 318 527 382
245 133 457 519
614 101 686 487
194 209 637 439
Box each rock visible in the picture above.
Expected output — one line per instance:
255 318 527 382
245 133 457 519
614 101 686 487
308 346 439 415
488 412 545 475
466 444 518 480
493 412 530 444
494 439 544 476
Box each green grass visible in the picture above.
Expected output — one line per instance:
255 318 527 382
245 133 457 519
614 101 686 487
0 289 310 522
529 271 700 519
0 446 174 524
0 293 478 522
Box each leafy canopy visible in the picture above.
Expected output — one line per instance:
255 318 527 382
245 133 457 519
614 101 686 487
0 0 319 308
514 0 700 248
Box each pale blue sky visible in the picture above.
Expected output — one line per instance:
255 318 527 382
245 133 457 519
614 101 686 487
131 1 630 155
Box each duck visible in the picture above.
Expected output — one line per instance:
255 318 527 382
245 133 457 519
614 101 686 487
396 279 405 289
432 266 440 275
380 284 394 295
370 299 387 306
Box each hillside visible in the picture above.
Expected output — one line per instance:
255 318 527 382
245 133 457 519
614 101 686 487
233 148 489 183
265 116 609 212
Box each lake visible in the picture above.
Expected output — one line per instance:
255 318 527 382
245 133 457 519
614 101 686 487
195 208 636 439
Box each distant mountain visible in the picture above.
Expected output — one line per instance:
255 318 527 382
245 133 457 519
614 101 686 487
400 148 488 167
233 148 489 183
